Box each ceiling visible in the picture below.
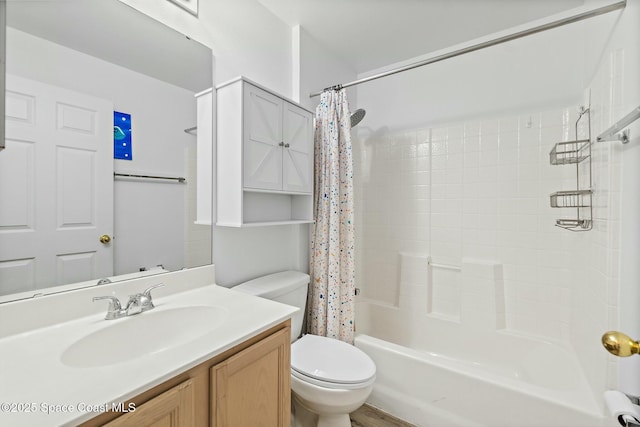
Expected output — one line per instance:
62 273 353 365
259 0 586 75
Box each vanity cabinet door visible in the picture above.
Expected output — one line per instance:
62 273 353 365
210 327 291 427
104 379 194 427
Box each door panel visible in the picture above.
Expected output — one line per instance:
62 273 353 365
283 149 310 192
57 147 96 227
56 251 96 286
0 258 35 295
6 90 35 125
0 75 113 295
56 102 98 134
0 138 34 230
282 102 312 193
243 83 283 191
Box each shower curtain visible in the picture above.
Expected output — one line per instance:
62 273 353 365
308 89 355 344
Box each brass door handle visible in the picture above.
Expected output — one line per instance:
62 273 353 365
602 331 640 357
99 234 112 244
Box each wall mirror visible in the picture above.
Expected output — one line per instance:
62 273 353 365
0 0 213 302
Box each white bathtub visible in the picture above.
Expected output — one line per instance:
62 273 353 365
354 300 608 427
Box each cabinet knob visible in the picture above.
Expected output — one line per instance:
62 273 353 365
284 143 290 148
278 142 284 147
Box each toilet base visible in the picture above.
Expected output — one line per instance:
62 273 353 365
292 395 353 427
317 413 351 427
290 365 373 427
291 398 317 427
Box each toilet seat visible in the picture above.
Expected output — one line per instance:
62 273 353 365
291 334 376 390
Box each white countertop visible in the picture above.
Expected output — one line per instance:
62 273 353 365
0 283 297 426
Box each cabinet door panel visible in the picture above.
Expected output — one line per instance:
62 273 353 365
104 379 194 427
244 84 283 191
282 102 313 193
211 327 290 427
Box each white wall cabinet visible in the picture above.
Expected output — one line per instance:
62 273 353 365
217 77 314 227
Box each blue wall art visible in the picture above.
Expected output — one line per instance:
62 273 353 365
114 111 132 160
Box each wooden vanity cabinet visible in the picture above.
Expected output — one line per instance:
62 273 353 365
103 379 195 427
211 326 290 426
80 321 291 427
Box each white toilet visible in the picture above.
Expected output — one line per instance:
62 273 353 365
233 270 376 427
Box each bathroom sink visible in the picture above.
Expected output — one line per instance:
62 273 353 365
61 305 228 368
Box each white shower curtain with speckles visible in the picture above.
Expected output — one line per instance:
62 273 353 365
308 89 355 344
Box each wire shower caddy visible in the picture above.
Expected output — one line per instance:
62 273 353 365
548 107 592 231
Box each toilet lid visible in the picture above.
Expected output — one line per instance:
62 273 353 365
291 334 376 385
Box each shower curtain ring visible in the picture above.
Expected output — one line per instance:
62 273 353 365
323 84 343 92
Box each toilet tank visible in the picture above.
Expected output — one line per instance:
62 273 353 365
232 271 309 342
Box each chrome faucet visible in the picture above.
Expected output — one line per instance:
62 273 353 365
93 284 165 320
92 295 123 320
124 284 165 316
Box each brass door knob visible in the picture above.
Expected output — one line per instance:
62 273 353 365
99 234 112 244
601 331 640 357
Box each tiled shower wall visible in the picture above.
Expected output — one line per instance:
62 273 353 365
570 47 625 396
353 104 620 342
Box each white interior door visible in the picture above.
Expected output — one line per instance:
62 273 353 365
0 75 113 295
282 102 313 193
243 83 283 191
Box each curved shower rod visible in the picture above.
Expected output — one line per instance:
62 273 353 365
310 0 626 98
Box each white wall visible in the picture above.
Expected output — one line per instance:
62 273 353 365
211 225 301 286
291 25 357 112
6 28 201 275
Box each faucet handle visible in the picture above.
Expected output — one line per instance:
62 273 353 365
136 283 164 312
143 283 165 298
92 295 123 320
92 295 122 310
